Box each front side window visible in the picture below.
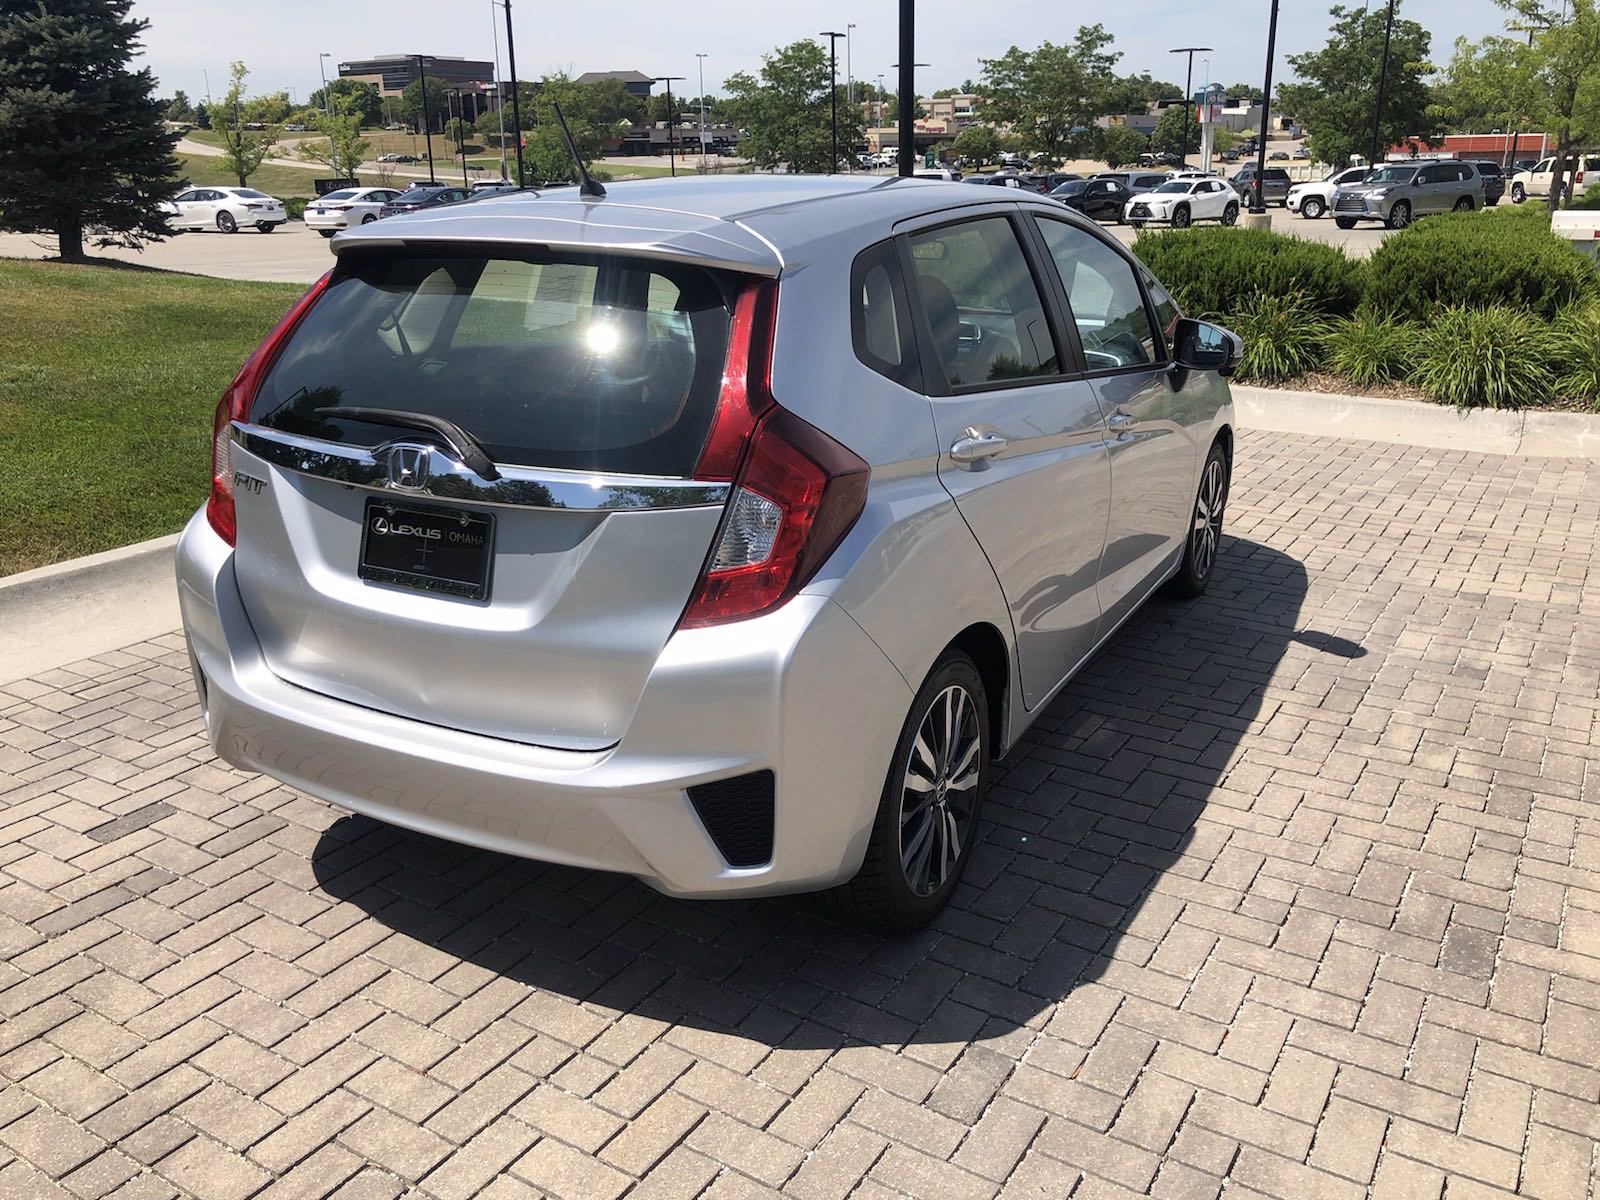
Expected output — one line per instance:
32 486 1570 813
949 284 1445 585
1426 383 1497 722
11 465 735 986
906 217 1059 388
1034 220 1158 371
252 252 733 476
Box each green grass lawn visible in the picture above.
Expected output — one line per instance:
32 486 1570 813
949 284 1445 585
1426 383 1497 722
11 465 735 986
173 154 374 199
0 259 303 575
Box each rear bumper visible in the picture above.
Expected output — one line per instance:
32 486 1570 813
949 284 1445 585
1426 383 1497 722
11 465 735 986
303 212 353 230
174 511 909 898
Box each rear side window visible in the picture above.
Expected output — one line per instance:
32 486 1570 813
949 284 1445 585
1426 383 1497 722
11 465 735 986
251 252 733 476
906 217 1059 389
851 240 920 389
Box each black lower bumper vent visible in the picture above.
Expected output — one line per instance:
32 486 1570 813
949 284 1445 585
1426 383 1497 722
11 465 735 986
687 771 775 868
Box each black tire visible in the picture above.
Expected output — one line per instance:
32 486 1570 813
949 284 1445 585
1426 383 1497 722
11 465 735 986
1453 196 1475 212
1386 201 1411 230
317 229 335 238
256 222 275 233
1511 182 1526 203
361 214 377 224
1172 205 1191 229
834 650 990 931
1278 197 1289 207
1486 197 1500 207
1169 439 1230 598
1301 196 1325 219
216 211 237 234
1335 216 1357 229
1221 202 1239 226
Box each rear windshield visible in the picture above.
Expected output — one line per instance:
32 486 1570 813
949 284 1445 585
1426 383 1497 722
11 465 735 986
234 189 271 200
251 252 734 476
321 190 358 201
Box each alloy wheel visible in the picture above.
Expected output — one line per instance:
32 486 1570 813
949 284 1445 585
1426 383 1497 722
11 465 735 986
1191 456 1225 580
1388 202 1410 229
898 684 981 897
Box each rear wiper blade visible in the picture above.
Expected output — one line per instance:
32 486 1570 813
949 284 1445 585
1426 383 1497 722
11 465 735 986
315 406 501 481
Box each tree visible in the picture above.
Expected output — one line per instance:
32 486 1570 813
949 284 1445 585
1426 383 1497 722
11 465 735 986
0 0 181 260
1227 83 1266 103
979 28 1126 161
1150 104 1202 157
953 124 1000 167
1278 4 1440 170
299 112 368 178
400 76 450 133
308 78 382 126
1498 0 1600 208
724 40 864 173
166 90 193 122
1101 125 1149 168
194 102 210 130
213 62 275 185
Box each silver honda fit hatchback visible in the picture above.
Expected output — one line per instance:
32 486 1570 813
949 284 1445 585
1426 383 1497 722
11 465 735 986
176 175 1240 929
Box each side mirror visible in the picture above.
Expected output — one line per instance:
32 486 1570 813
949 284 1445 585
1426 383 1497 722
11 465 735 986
1174 317 1243 378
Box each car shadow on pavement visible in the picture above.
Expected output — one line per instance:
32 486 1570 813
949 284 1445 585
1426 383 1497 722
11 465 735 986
312 535 1352 1050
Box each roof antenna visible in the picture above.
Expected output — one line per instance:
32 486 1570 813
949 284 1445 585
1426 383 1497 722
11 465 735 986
551 100 606 199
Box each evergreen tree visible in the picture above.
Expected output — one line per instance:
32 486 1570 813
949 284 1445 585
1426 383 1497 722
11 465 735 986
0 0 181 260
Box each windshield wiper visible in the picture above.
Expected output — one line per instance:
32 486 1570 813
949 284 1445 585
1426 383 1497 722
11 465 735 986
314 406 502 481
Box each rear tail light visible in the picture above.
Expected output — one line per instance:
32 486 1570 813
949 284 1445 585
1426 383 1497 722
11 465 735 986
206 271 334 545
677 281 869 630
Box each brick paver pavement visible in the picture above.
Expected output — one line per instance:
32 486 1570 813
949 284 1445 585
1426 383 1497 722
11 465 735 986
3 429 1600 1200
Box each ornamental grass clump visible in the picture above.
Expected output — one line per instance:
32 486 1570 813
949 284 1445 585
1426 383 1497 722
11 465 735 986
1222 291 1330 383
1323 308 1418 387
1549 301 1600 408
1410 306 1558 409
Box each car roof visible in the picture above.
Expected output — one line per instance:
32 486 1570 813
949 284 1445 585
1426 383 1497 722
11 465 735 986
332 174 1113 278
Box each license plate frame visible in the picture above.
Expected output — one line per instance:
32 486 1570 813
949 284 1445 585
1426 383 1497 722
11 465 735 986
358 498 495 602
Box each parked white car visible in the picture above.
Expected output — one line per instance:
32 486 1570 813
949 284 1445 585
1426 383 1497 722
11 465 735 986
303 187 403 237
1287 166 1371 219
1124 177 1240 228
163 187 286 234
1510 154 1600 204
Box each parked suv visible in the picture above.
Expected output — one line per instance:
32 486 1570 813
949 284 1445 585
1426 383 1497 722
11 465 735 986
1229 163 1291 206
1470 161 1506 205
1333 159 1479 229
1286 166 1370 219
176 177 1240 929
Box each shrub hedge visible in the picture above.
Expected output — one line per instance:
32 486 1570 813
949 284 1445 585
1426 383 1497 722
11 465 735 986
1363 210 1597 318
1131 226 1364 319
1138 213 1600 407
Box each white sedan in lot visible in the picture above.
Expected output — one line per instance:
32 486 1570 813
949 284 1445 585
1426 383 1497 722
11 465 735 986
1124 177 1239 228
303 188 403 237
162 187 286 233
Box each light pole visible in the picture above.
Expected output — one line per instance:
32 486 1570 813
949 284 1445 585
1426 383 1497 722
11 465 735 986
654 76 685 176
415 54 436 183
500 0 524 187
318 52 331 115
489 0 508 180
846 23 857 155
890 60 929 175
877 73 886 132
820 31 844 173
450 88 469 188
696 53 708 169
1169 46 1212 165
1368 0 1397 165
1249 0 1280 214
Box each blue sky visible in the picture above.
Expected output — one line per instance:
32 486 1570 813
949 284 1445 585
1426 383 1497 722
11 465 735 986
133 0 1514 107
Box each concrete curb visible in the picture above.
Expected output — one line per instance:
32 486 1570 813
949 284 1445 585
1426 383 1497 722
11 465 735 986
0 534 181 686
1234 386 1600 458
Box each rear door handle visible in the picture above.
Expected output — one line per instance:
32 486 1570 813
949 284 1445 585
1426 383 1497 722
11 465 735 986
948 429 1009 464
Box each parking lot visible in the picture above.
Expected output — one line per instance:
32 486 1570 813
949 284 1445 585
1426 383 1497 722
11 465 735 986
3 428 1599 1199
0 200 1396 285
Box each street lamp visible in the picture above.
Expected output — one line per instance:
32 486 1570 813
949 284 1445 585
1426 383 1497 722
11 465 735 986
489 0 508 181
820 31 845 173
1169 46 1212 166
654 76 685 176
415 54 437 183
450 87 469 188
318 52 331 115
1368 0 1398 165
497 0 525 187
846 23 857 156
890 60 930 176
696 53 708 170
1249 0 1280 214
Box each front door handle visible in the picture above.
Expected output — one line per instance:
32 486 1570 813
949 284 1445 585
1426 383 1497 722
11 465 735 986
948 429 1009 464
1107 412 1138 433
